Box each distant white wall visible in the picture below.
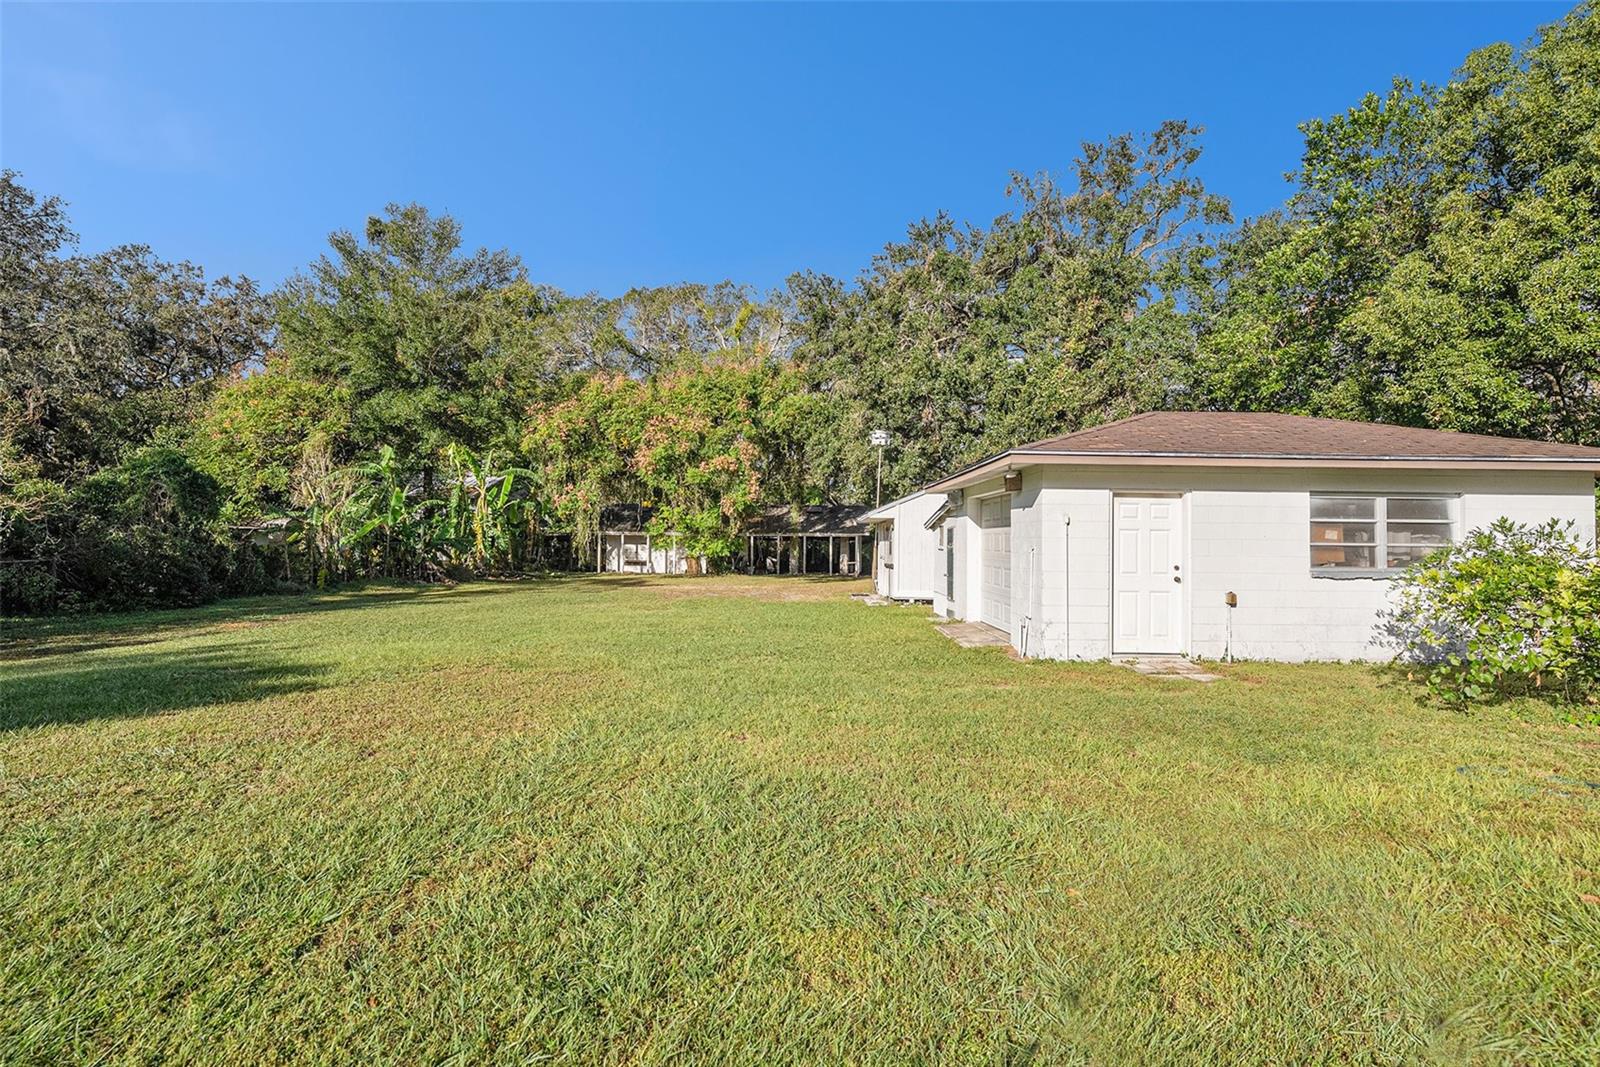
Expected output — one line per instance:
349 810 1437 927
869 492 947 600
943 466 1595 662
600 532 693 575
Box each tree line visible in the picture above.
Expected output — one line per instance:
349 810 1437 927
2 4 1596 612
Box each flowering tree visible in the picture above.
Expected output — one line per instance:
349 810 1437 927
524 356 811 570
633 357 788 567
524 373 646 561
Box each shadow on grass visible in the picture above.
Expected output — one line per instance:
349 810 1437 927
0 580 551 662
0 571 863 660
0 642 333 732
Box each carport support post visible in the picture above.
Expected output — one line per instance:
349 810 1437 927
829 536 836 575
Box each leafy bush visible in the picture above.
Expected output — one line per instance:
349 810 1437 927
59 446 231 611
1384 518 1600 712
0 561 58 615
0 473 69 614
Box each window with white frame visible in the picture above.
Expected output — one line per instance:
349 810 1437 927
1310 495 1455 572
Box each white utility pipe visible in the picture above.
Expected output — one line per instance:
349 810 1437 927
1062 515 1071 660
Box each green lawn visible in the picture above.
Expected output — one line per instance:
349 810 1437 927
3 576 1598 1064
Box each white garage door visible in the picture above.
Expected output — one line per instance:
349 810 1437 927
979 496 1011 631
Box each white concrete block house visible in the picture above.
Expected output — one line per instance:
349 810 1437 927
925 412 1600 662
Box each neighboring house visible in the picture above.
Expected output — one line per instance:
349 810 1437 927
745 504 871 576
595 505 701 575
865 491 947 601
924 412 1600 662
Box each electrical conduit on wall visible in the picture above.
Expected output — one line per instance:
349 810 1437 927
1063 514 1071 660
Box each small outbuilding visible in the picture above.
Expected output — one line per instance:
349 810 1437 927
744 504 870 576
864 491 948 601
594 505 702 575
924 411 1600 662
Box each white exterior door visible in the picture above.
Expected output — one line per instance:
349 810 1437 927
934 521 947 614
1113 495 1183 654
979 496 1011 631
875 525 893 596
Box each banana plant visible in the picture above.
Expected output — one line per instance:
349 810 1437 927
342 445 414 576
445 444 537 571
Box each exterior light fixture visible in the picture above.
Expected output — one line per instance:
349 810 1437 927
869 429 892 506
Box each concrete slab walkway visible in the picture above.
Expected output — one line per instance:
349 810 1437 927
936 621 1011 649
1115 656 1222 682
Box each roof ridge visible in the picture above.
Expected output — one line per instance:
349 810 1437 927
1206 410 1600 448
1018 409 1164 451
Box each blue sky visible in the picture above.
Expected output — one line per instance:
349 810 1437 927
0 2 1574 296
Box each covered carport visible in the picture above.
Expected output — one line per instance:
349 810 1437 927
744 504 870 576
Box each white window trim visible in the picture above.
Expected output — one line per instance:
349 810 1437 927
1309 493 1457 578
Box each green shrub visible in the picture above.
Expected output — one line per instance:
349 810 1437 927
0 561 58 615
60 446 230 611
1 475 68 615
1385 518 1600 713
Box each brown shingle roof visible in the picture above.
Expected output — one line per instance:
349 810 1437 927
926 412 1600 490
599 504 657 532
745 504 870 535
602 503 871 535
1018 412 1600 460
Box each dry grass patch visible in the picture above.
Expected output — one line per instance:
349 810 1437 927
593 573 872 602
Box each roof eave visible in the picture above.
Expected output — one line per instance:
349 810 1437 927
865 488 931 519
924 449 1600 492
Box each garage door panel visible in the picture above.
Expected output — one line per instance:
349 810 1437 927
979 497 1011 631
